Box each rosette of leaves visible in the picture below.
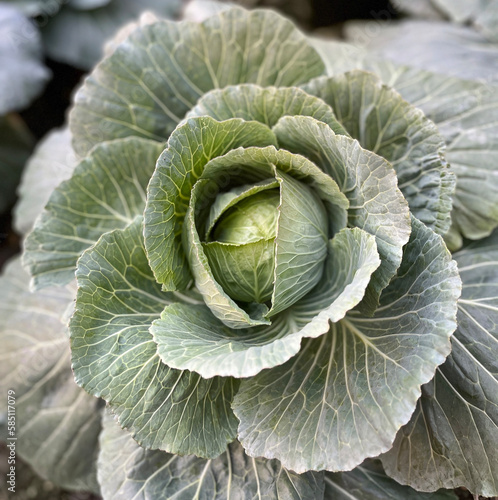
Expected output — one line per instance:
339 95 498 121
18 6 498 498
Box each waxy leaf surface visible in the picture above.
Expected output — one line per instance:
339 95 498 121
274 115 411 314
24 137 164 289
381 230 498 497
98 411 324 500
303 70 454 236
69 7 325 156
233 217 460 473
0 258 101 492
70 218 239 458
152 227 379 378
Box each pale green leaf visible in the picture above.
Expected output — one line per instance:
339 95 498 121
144 116 277 293
345 21 498 83
204 238 276 303
0 258 101 493
98 411 324 500
182 144 348 328
303 70 454 235
187 84 348 135
381 230 498 497
185 175 273 329
325 462 457 500
443 221 463 252
203 181 278 304
233 217 460 472
308 38 367 77
70 217 239 458
0 5 49 114
14 127 77 236
273 115 411 314
311 45 498 248
205 178 279 240
69 6 325 156
23 137 164 290
151 227 379 378
268 169 329 317
366 61 498 246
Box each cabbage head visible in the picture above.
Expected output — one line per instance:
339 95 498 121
17 6 498 499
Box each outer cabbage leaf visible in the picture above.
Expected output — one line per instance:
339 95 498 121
309 38 367 77
325 462 457 500
303 70 454 236
311 46 498 247
70 217 239 458
151 227 379 378
402 0 498 42
345 21 498 83
0 5 49 114
233 217 460 473
273 115 411 314
0 258 101 493
14 127 77 236
369 62 498 247
69 6 325 156
23 137 164 289
380 230 498 497
98 411 324 500
473 1 498 43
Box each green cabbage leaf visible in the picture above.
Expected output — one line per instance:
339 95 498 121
12 5 498 498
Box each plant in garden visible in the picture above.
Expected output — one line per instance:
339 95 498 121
1 4 497 499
